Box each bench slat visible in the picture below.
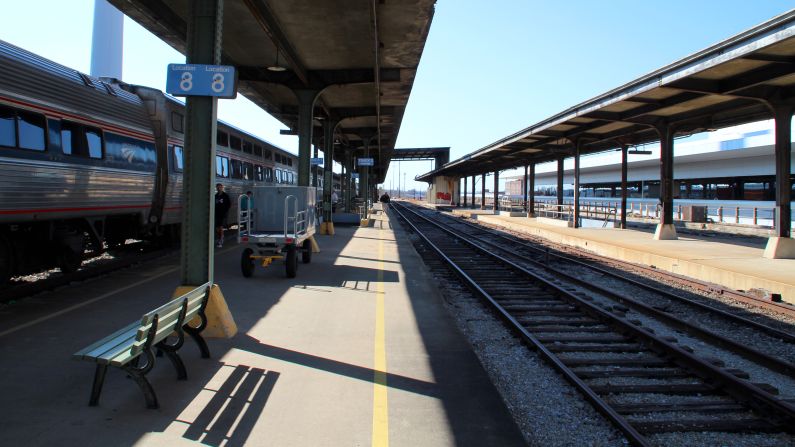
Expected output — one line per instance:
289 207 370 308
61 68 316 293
73 322 139 360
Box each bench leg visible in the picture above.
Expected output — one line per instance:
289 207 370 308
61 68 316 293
161 349 187 380
185 326 210 359
122 365 159 409
89 364 108 406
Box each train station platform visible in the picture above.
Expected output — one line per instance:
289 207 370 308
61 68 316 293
451 208 795 304
0 214 526 446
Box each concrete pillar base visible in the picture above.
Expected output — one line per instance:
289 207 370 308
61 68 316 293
309 235 320 253
174 284 237 339
653 224 678 240
763 236 795 259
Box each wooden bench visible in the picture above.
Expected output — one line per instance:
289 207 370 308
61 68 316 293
73 283 212 409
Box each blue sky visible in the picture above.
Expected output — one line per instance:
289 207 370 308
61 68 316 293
1 1 793 191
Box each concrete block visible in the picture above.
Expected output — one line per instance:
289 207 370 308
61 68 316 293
174 284 237 339
763 236 795 259
653 223 678 240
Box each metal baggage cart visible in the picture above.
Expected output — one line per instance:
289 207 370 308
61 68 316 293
237 186 316 278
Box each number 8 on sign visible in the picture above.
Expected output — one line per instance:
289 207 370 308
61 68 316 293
180 72 193 91
211 74 225 93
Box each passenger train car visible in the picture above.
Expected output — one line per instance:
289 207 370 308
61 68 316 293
0 40 298 283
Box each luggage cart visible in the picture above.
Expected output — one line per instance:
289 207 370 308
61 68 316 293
237 186 316 278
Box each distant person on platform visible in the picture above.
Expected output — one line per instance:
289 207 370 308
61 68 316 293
214 183 231 248
331 190 339 213
379 192 390 211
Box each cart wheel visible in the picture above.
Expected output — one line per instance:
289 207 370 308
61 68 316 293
302 239 312 264
285 244 298 278
241 248 255 277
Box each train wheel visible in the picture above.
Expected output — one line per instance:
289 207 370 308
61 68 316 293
0 235 13 284
241 248 255 278
56 245 83 274
285 244 298 278
301 239 312 264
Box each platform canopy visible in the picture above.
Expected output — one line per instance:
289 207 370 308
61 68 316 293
109 0 436 183
417 9 795 182
392 146 449 168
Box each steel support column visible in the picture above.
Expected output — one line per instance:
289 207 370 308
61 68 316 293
457 178 461 206
528 163 535 217
654 122 677 240
763 104 795 258
493 170 499 212
556 157 564 207
463 176 468 207
621 144 629 229
471 175 476 209
181 0 223 286
294 89 319 186
344 149 353 211
522 164 528 212
573 141 582 228
361 138 372 219
480 173 486 210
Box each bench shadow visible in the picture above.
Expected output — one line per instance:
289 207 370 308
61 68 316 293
181 364 279 447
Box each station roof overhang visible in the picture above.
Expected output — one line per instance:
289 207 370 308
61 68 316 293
108 0 436 184
417 9 795 183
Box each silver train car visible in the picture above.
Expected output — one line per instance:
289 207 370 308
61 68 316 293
0 39 297 282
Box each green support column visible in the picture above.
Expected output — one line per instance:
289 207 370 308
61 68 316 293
322 119 338 224
295 89 319 186
471 175 476 209
181 0 223 286
621 144 628 229
344 149 353 211
763 104 795 258
528 163 535 217
463 176 468 207
522 164 528 212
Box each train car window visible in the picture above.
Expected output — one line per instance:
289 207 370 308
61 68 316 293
230 159 242 179
265 167 273 182
242 140 253 154
17 111 46 151
0 106 17 147
244 162 253 180
60 122 80 155
253 144 262 157
85 127 103 159
263 149 272 160
230 135 241 150
275 169 282 183
216 131 228 147
171 112 184 133
216 155 229 178
255 165 263 181
172 145 184 172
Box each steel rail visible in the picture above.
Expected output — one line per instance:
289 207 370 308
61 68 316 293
458 213 795 337
430 212 795 376
393 202 795 443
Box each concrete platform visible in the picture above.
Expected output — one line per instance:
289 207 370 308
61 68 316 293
451 208 795 304
0 216 525 446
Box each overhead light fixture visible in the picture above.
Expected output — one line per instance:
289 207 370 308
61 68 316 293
267 48 287 72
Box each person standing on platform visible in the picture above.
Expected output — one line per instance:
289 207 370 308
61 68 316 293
214 183 231 248
331 189 339 213
379 192 390 211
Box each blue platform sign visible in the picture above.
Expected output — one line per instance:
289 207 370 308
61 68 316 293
166 64 238 98
310 157 324 165
357 158 374 166
351 173 360 179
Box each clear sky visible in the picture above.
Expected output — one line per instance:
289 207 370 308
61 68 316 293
1 1 793 192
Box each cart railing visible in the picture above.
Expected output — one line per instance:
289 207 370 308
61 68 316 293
237 194 253 243
284 195 308 241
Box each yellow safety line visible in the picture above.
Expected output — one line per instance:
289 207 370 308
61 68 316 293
372 227 389 447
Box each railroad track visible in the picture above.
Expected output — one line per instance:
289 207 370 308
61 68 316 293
424 207 795 378
392 201 795 446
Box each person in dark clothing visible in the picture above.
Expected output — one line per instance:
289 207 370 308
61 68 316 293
379 192 390 211
214 183 231 247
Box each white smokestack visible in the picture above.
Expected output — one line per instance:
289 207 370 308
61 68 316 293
90 0 124 79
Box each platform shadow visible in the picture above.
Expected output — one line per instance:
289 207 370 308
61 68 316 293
238 335 439 398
